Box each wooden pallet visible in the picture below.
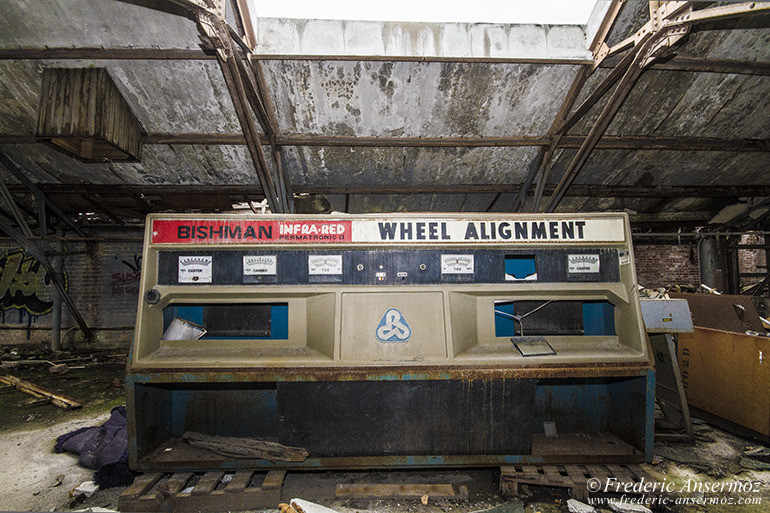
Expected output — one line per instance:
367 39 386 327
500 464 653 501
118 470 286 512
336 483 469 500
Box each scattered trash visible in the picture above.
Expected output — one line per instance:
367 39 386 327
608 499 652 513
49 364 69 374
694 432 716 443
739 457 770 471
162 317 206 340
280 499 340 513
71 481 99 499
567 498 596 513
421 494 429 505
650 455 664 465
744 446 770 460
53 474 65 487
638 285 696 299
543 421 558 438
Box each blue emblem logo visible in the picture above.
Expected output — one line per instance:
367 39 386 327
376 308 412 342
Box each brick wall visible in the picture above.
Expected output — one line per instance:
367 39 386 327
634 238 767 290
633 243 701 289
0 238 142 348
738 234 767 285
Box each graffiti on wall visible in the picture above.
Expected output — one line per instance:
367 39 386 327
109 254 141 296
0 248 67 324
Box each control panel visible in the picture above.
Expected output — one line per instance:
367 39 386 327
157 248 620 286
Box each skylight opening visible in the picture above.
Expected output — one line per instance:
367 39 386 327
248 0 598 25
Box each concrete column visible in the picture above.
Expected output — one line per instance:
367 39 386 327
51 227 64 352
698 236 719 290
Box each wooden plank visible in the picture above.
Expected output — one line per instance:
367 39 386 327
543 466 568 485
0 375 82 410
121 473 163 500
564 465 589 484
499 466 518 479
608 465 636 484
626 465 652 482
522 465 541 482
158 472 193 496
261 470 286 490
335 483 468 500
225 471 253 493
191 472 223 495
586 465 610 482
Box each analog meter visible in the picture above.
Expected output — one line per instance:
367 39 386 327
308 254 343 275
441 254 474 274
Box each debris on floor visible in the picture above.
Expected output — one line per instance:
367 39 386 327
608 499 652 513
0 374 83 410
566 498 595 513
72 480 99 499
335 483 469 501
182 430 310 462
281 498 341 513
55 406 135 489
638 285 697 299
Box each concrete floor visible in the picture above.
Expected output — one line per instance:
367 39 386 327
0 362 769 512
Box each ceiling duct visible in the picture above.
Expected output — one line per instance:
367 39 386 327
36 68 144 162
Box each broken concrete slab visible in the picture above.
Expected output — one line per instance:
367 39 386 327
608 499 652 513
567 498 596 513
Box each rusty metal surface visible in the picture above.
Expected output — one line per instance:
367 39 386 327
678 327 770 437
133 446 646 473
127 362 651 383
669 292 767 333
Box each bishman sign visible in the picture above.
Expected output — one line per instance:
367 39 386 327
152 217 624 244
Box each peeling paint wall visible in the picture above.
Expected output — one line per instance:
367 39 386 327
256 18 590 60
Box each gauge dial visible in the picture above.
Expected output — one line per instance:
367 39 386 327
308 254 343 275
441 254 474 274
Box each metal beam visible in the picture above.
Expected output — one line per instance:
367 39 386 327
196 11 283 212
0 175 34 238
1 48 766 76
4 132 767 151
0 151 88 237
517 0 625 212
20 182 770 198
600 55 770 76
0 47 214 60
545 40 650 212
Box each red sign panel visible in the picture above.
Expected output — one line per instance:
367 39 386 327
151 219 352 244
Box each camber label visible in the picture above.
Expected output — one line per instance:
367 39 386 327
243 255 277 276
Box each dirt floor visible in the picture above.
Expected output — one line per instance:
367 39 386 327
0 352 769 512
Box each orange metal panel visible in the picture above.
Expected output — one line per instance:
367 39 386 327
678 327 770 436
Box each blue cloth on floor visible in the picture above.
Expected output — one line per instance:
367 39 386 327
55 406 133 488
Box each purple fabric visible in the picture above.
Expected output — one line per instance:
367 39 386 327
55 406 127 470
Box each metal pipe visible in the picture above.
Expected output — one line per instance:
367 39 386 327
633 231 770 237
50 227 64 352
